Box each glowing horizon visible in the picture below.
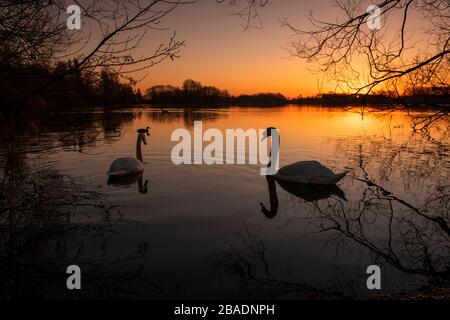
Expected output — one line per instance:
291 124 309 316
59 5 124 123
130 1 328 98
128 1 427 99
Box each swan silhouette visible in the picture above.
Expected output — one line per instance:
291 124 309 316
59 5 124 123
260 176 347 219
107 128 149 178
137 126 150 136
262 127 348 184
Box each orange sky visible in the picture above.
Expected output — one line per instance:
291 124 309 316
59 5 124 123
129 1 327 98
129 1 425 98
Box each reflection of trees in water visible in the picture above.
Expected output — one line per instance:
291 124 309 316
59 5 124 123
0 174 158 298
146 108 223 127
0 126 167 299
322 128 449 294
43 109 135 152
338 118 450 193
303 161 450 298
0 107 136 157
209 118 449 299
309 179 449 276
311 133 450 280
207 220 352 299
209 174 449 298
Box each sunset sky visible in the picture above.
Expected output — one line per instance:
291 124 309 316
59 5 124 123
130 1 328 98
129 0 425 98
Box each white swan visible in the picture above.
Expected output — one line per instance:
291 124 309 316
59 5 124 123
262 127 347 185
107 129 149 177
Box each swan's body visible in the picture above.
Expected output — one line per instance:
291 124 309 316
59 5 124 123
263 127 347 185
274 160 347 184
107 129 149 177
107 157 144 177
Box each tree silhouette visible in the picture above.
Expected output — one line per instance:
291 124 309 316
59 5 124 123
284 0 449 93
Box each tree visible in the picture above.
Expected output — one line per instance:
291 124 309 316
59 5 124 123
282 0 449 129
182 79 203 93
0 0 194 115
216 0 270 29
284 0 449 94
0 0 273 115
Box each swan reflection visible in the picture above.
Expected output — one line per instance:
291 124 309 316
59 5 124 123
107 172 148 194
260 176 347 219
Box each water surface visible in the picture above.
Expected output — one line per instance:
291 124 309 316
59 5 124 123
1 105 449 299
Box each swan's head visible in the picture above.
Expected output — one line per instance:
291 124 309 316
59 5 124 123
138 132 147 145
261 127 278 141
137 126 151 136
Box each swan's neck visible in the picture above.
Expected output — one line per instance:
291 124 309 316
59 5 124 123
136 135 143 162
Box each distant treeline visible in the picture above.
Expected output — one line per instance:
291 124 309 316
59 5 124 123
1 59 144 112
145 79 450 107
292 89 450 107
3 60 449 112
145 79 288 106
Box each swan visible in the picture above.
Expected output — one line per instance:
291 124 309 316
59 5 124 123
262 127 348 185
107 128 149 177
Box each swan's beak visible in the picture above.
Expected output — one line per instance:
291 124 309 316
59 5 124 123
261 127 277 141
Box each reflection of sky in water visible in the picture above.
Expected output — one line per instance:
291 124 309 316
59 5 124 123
5 106 450 298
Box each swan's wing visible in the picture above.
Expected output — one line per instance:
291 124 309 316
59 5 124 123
108 157 143 175
275 161 340 184
107 173 140 185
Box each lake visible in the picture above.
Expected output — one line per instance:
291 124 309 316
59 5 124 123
1 105 449 299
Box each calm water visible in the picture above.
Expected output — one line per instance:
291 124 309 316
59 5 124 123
1 105 449 299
